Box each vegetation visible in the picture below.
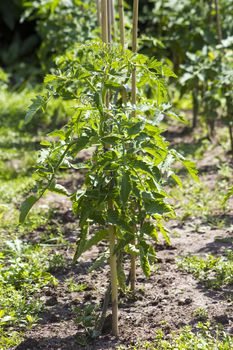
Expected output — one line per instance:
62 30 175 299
178 251 233 289
0 0 232 348
118 322 233 350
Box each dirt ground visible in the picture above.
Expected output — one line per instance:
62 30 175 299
14 129 233 350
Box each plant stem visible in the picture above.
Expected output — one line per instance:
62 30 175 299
192 85 199 129
229 124 233 155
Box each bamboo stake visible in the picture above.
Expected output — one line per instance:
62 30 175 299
130 0 139 294
101 0 108 43
118 0 127 104
101 0 119 336
96 0 101 27
132 0 139 116
118 0 125 48
109 217 119 336
107 0 112 42
110 0 116 40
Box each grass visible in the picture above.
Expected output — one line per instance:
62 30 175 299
118 322 233 349
177 251 233 289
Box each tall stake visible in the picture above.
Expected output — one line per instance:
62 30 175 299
118 0 125 48
101 0 108 43
101 0 119 336
132 0 139 116
130 0 139 294
96 0 101 27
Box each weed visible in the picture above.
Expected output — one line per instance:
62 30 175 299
0 239 57 344
177 251 233 289
65 277 87 293
118 322 233 349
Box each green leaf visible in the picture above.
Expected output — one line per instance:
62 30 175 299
223 186 233 204
139 249 151 278
71 136 90 154
141 222 158 242
49 183 70 196
157 222 170 245
73 225 89 262
144 200 172 215
19 195 38 223
88 250 109 272
25 96 46 124
117 260 126 291
182 160 199 182
120 172 131 204
82 229 108 256
48 129 66 140
127 122 144 136
44 74 57 84
101 135 121 145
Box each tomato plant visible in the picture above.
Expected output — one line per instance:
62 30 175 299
20 0 197 336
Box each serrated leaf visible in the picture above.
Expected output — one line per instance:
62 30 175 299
117 260 126 292
141 222 158 242
127 122 144 136
82 229 108 256
157 222 170 245
162 65 177 78
48 129 66 140
182 160 199 182
44 74 57 84
120 172 131 205
171 173 183 188
25 96 46 124
19 195 38 223
139 248 151 278
49 183 70 196
88 250 109 272
144 200 172 215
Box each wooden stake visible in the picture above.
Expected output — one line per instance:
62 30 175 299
96 0 101 27
109 222 119 336
131 0 139 116
130 0 139 293
118 0 125 48
101 0 108 43
101 0 119 336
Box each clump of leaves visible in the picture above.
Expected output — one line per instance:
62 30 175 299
177 251 233 289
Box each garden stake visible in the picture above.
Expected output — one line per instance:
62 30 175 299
101 0 119 336
130 0 139 294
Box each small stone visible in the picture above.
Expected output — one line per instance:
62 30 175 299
178 297 192 306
